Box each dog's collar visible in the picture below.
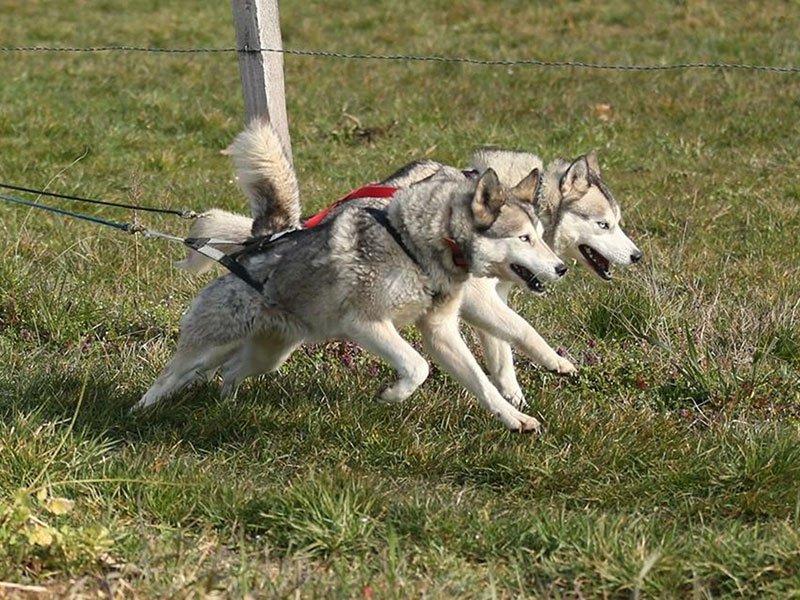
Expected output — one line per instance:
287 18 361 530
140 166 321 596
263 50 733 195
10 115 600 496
441 205 469 271
442 237 468 269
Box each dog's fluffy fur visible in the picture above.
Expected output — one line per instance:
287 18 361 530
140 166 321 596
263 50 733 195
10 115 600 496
222 119 300 237
136 129 571 431
173 209 252 274
388 149 642 404
172 132 642 412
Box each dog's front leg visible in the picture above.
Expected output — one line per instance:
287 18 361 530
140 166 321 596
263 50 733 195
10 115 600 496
461 279 576 377
418 303 541 433
462 279 526 407
474 328 526 408
347 320 429 403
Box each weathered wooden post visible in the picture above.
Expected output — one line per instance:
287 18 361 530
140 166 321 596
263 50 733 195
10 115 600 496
230 0 292 163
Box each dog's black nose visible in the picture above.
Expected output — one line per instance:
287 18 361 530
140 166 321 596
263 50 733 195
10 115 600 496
630 250 643 264
555 264 568 278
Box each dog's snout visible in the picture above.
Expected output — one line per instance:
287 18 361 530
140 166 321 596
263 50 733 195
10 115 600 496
630 250 643 264
555 263 568 278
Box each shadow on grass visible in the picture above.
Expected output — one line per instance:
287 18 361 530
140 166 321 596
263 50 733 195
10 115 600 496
1 365 556 490
2 367 355 450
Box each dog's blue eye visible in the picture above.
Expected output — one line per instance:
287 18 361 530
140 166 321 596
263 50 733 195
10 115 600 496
597 221 610 230
519 234 532 243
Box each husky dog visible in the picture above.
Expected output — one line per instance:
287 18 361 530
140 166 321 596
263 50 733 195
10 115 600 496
178 145 642 409
135 121 567 432
467 149 642 280
393 149 643 406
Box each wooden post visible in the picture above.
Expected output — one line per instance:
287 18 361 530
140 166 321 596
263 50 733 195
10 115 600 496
231 0 292 163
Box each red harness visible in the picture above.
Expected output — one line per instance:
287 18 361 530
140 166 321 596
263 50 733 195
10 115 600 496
302 183 399 229
301 182 467 270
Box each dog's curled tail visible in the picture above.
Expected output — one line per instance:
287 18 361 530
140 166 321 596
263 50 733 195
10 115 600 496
174 209 254 275
223 119 300 237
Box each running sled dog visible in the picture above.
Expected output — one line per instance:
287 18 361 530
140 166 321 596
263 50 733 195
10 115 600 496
382 151 643 406
174 124 643 410
135 121 568 431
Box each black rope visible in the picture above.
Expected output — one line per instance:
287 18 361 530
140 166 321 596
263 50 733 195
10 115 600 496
0 182 197 218
0 192 271 296
0 45 798 73
0 193 142 232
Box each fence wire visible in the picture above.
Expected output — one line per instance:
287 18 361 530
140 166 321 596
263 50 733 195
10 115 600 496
1 45 799 73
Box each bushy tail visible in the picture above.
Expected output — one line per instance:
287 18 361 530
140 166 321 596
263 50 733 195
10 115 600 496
222 119 300 237
174 209 253 274
470 148 543 187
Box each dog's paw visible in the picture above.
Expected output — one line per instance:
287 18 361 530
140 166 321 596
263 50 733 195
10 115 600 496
490 374 527 409
378 384 410 404
378 365 428 404
130 395 154 414
498 410 542 434
546 355 577 376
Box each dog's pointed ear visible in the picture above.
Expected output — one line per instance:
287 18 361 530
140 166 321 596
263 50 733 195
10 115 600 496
472 168 505 228
511 168 540 205
560 156 590 196
585 150 601 176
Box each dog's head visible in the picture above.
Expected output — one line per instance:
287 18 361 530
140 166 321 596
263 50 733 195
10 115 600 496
547 152 643 280
465 169 567 294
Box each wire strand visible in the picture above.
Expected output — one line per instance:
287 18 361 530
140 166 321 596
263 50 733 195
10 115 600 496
0 45 798 73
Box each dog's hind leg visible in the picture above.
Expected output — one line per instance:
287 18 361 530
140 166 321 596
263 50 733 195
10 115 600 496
219 333 300 398
133 341 238 411
346 320 429 403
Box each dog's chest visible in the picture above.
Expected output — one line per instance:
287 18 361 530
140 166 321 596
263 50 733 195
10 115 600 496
391 295 431 327
378 268 433 326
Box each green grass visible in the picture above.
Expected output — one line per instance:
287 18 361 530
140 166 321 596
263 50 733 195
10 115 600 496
1 0 800 596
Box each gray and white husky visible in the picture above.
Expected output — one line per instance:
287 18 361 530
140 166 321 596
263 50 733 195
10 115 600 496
386 150 643 405
176 134 643 409
136 121 567 432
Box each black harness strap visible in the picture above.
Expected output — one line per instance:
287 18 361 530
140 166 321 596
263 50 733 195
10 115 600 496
183 237 265 293
363 207 423 270
226 227 304 261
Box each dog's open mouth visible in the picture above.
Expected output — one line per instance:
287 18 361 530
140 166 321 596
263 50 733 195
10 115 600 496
579 244 612 280
510 264 546 293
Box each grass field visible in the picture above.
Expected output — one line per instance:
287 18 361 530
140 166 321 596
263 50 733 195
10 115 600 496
2 0 800 596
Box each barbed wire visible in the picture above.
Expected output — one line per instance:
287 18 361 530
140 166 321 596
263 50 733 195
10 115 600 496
0 44 798 73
